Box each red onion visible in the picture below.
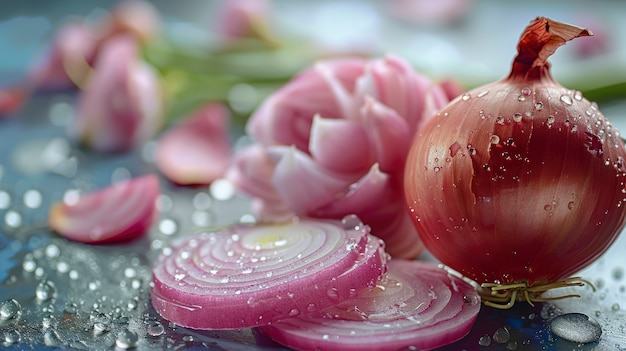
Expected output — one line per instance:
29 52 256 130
151 216 387 330
404 17 626 308
48 174 159 244
260 260 480 351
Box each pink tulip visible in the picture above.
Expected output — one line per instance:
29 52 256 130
228 54 458 258
70 35 164 153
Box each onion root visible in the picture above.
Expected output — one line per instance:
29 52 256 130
479 277 595 309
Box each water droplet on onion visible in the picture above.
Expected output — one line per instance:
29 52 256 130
493 326 511 343
560 95 573 105
0 299 22 320
35 281 56 302
116 329 139 349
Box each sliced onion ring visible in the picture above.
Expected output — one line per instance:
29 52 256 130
260 260 481 351
48 174 159 244
151 216 387 330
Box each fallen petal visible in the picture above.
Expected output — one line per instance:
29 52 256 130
156 104 231 186
48 174 160 244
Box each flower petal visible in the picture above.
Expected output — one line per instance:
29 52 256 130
360 96 411 174
246 58 365 150
269 146 355 214
226 144 293 220
313 164 423 258
71 35 163 153
309 114 372 174
156 104 231 186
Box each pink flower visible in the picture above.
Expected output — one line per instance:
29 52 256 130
156 103 232 186
70 35 164 153
215 0 277 45
228 55 456 258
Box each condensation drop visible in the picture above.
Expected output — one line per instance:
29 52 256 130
116 329 139 349
35 281 56 301
517 95 526 102
461 93 471 101
568 201 575 210
148 322 165 337
490 135 500 145
479 334 492 346
341 214 364 230
493 326 511 343
43 329 63 347
477 90 489 98
546 116 555 126
560 95 573 105
535 102 544 111
513 113 523 122
612 303 620 311
549 313 601 343
521 87 532 96
3 329 21 345
0 299 22 320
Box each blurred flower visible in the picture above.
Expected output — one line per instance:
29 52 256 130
0 86 28 118
228 55 456 258
70 35 164 153
156 103 232 186
215 0 278 47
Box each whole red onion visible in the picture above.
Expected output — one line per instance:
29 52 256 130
404 17 626 307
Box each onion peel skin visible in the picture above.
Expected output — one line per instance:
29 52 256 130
404 17 626 304
260 260 481 351
48 174 160 244
151 216 387 330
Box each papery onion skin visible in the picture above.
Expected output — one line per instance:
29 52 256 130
404 17 626 287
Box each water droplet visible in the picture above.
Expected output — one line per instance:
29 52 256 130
513 113 523 122
493 326 511 343
43 329 63 347
3 329 21 345
35 281 56 301
155 194 173 212
567 201 575 210
148 321 165 337
0 190 10 209
461 93 471 101
289 308 300 317
341 214 364 231
477 90 489 98
507 341 519 350
517 95 526 102
479 334 492 346
0 299 22 320
192 192 212 210
535 102 544 111
490 135 500 145
93 322 109 335
544 204 553 211
327 288 340 301
549 313 601 343
574 90 583 101
158 218 178 236
613 267 624 280
23 189 43 209
45 244 60 258
4 210 22 228
210 178 236 201
560 95 573 105
116 329 139 349
111 167 132 184
433 166 441 172
521 87 532 96
611 303 620 311
546 116 555 126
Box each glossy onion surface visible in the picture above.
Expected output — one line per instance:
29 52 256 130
404 17 626 287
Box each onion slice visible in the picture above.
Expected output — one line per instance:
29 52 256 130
155 103 232 186
261 260 481 351
48 174 159 244
151 216 387 330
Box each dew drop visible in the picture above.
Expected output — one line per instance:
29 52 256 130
549 313 601 343
0 299 22 320
289 308 300 317
613 267 624 280
567 201 575 210
3 329 21 345
496 115 505 125
116 329 139 349
35 280 56 302
493 326 511 343
517 95 526 102
560 95 573 105
148 322 165 337
43 329 63 347
477 90 489 98
521 87 532 96
490 135 500 145
461 93 471 101
158 218 178 236
546 116 555 126
535 102 544 111
479 334 492 346
93 322 109 335
574 90 583 101
513 113 523 122
327 288 340 301
544 204 553 211
433 166 441 172
341 214 364 231
611 303 620 311
210 178 236 201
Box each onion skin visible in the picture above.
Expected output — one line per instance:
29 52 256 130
404 17 626 287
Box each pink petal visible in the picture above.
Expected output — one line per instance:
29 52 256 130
215 0 269 39
360 97 411 174
226 144 293 220
71 35 163 153
269 146 356 214
309 115 372 174
246 58 366 150
156 104 232 186
48 174 160 244
314 164 423 258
